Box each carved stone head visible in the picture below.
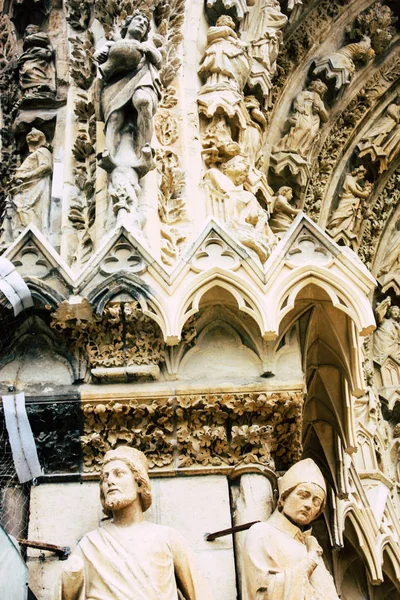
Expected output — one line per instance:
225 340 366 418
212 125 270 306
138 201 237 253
277 458 326 521
121 11 151 41
215 15 236 31
26 128 46 148
308 79 328 97
100 446 152 515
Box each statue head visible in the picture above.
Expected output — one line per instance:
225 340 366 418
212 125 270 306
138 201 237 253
351 165 367 178
100 446 152 517
388 306 400 321
216 15 236 31
26 128 46 148
221 155 250 186
277 186 293 201
308 79 327 97
24 24 40 37
122 11 151 41
277 458 326 525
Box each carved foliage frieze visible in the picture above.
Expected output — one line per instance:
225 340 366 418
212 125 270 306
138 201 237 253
81 391 304 472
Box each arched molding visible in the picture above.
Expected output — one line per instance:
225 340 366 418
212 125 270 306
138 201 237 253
171 268 269 344
25 278 67 308
379 539 400 582
85 273 170 342
269 267 375 338
342 507 383 583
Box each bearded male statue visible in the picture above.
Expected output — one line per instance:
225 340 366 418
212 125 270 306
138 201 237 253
242 458 339 600
55 447 212 600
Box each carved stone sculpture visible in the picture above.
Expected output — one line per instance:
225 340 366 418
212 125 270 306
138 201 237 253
373 304 400 365
247 0 287 102
242 458 339 600
271 80 328 186
358 97 400 174
18 24 56 100
378 218 400 278
269 186 299 237
204 155 276 263
55 446 212 599
95 11 162 229
327 166 372 246
198 15 251 120
5 128 52 239
312 36 375 94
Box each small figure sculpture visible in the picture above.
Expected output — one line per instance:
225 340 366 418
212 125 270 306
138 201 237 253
198 15 251 95
247 0 287 101
18 24 56 98
94 11 162 230
358 97 400 174
373 302 400 365
273 80 328 162
378 218 400 277
95 11 162 166
327 166 372 244
55 446 212 600
242 458 339 600
312 36 375 94
269 186 299 237
205 155 276 263
10 128 52 233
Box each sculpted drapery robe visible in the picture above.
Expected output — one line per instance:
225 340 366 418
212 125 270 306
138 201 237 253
55 521 212 600
242 510 339 600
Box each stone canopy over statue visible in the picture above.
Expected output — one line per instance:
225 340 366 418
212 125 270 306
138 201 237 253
242 458 339 600
55 447 212 600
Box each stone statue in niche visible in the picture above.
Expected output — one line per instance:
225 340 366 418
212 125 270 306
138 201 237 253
55 446 212 600
246 0 287 103
242 458 339 600
358 97 400 174
271 80 328 187
273 80 328 161
95 11 162 230
201 114 241 167
18 24 56 99
373 301 400 365
198 15 251 96
204 155 276 263
378 218 400 278
269 186 299 237
326 165 372 246
312 36 375 94
6 128 52 237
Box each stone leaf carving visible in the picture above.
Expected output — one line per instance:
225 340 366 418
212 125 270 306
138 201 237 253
25 401 81 473
69 31 96 91
156 149 187 266
81 390 304 472
66 0 94 31
349 3 398 56
357 97 400 174
154 0 185 92
69 93 97 266
82 398 175 471
51 301 165 379
0 16 20 224
327 165 373 249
